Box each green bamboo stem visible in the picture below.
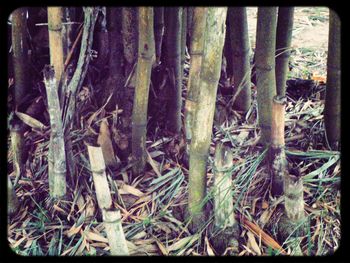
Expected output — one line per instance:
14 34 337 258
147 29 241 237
131 7 155 176
324 10 341 150
255 7 278 145
228 7 252 112
8 176 19 216
276 7 294 97
48 7 65 84
188 7 227 231
165 7 182 134
44 65 67 198
154 7 164 66
184 7 207 159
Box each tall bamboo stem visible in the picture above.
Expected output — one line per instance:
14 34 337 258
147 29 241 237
165 7 182 134
276 7 294 97
184 7 207 159
255 7 278 145
188 7 227 231
131 7 155 176
48 7 64 84
154 7 164 66
44 65 66 198
228 7 252 112
324 10 341 150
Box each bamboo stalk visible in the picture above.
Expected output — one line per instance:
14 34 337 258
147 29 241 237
122 7 138 87
228 7 252 112
11 8 30 185
184 7 207 160
276 7 294 97
165 7 182 134
154 7 164 66
94 7 109 68
212 143 239 254
63 7 99 130
48 7 65 84
11 7 31 111
8 176 19 216
87 144 129 255
87 144 112 209
102 209 129 255
43 65 67 198
255 7 278 145
270 95 287 196
131 7 155 176
181 7 187 71
324 10 341 150
188 7 227 231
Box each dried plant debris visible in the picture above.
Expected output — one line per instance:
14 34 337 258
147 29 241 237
7 7 339 256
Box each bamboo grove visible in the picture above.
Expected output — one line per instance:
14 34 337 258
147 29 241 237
7 7 340 255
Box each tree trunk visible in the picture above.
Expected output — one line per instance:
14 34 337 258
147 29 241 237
165 7 183 135
188 7 227 232
48 7 64 84
131 7 155 176
154 7 164 66
255 7 278 145
228 7 252 112
276 7 294 97
270 95 287 196
324 10 340 150
184 7 207 161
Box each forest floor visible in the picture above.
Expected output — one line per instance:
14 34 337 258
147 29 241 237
7 7 340 256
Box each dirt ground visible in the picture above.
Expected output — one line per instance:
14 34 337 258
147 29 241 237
247 7 329 78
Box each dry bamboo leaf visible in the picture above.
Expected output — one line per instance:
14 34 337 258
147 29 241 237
118 183 145 197
168 235 199 252
146 150 162 177
242 217 287 255
97 118 118 167
154 237 169 255
11 236 26 249
24 238 34 249
205 236 215 256
84 230 108 243
53 204 68 215
61 246 75 256
262 200 269 209
65 223 83 238
247 231 261 255
15 111 48 131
